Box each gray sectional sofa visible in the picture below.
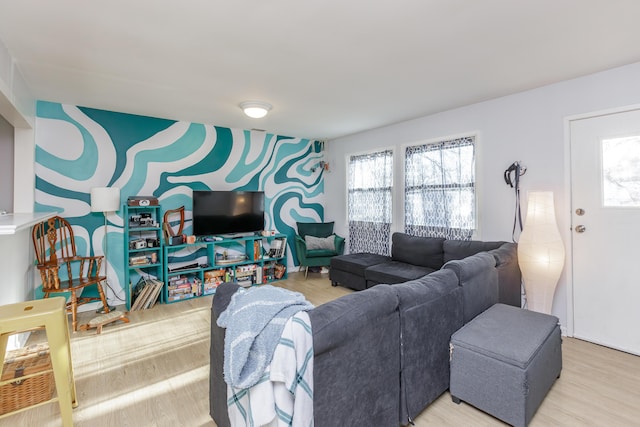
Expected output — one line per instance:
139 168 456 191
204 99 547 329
330 232 521 307
210 240 520 426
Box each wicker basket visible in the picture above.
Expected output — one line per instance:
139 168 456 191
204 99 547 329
1 343 55 415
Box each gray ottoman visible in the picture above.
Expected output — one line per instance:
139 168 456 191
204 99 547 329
329 252 391 291
450 303 562 427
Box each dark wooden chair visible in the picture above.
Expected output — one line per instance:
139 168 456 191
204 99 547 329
32 216 110 331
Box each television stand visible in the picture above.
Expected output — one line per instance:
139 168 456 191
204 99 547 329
163 233 289 303
219 232 257 239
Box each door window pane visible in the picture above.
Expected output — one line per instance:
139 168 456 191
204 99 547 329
602 135 640 207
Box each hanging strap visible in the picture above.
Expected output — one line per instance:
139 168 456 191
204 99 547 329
504 162 526 242
512 178 522 241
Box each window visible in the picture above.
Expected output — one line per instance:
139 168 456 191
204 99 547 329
601 135 640 207
348 149 393 254
404 136 475 240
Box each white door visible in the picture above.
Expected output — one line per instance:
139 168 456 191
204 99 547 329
570 108 640 356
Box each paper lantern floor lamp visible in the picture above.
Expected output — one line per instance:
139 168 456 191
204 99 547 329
517 191 565 314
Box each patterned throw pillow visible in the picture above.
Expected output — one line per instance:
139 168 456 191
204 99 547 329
305 234 335 251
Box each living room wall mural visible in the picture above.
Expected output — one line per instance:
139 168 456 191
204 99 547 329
34 101 325 303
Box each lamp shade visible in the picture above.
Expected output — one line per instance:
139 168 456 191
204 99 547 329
90 187 121 212
517 191 565 314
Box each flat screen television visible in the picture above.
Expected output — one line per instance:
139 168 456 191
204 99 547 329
192 190 265 236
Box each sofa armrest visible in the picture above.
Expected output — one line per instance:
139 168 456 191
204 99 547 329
294 235 308 263
209 282 241 427
488 242 522 307
334 234 345 255
443 252 498 323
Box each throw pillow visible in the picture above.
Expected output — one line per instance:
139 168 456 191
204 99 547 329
305 234 335 251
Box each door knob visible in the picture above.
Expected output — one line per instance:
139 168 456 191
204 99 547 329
575 225 586 233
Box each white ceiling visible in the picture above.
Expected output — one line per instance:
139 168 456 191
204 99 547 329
1 0 640 140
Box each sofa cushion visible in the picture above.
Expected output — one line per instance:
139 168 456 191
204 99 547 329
443 252 498 323
392 233 445 269
305 234 336 251
443 240 505 263
306 248 338 258
331 252 391 277
297 221 334 238
365 260 436 286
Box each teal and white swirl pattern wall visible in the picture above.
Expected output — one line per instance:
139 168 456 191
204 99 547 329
35 101 326 304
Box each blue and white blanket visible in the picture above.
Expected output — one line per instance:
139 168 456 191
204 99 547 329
226 311 314 427
217 285 314 389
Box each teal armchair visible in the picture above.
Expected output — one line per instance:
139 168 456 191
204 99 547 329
294 221 345 278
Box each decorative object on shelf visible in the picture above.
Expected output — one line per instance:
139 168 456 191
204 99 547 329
311 160 330 173
215 255 248 265
517 191 565 314
163 206 185 245
127 196 159 206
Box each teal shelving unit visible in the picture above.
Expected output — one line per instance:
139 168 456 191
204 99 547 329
163 234 288 304
123 204 164 310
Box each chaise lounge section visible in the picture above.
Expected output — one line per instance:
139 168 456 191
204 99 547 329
330 232 521 307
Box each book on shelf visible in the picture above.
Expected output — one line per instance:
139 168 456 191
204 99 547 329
131 283 151 311
168 275 201 300
255 266 263 284
267 237 287 258
129 255 150 265
275 263 286 279
168 293 194 302
131 278 163 311
144 280 163 309
253 240 263 261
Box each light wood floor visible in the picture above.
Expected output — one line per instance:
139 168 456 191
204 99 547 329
3 272 639 426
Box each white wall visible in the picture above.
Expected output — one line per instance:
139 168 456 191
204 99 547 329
0 37 37 349
325 61 640 328
0 114 13 212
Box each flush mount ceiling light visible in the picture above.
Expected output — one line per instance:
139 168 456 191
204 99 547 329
240 101 272 119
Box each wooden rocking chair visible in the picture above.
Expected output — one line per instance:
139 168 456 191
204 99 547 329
32 216 110 331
